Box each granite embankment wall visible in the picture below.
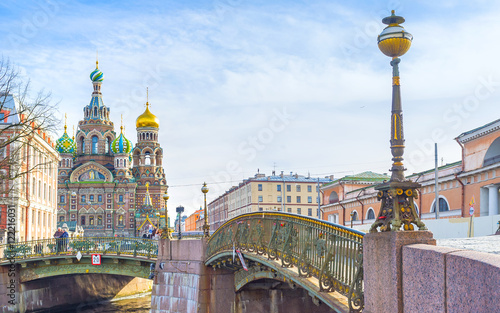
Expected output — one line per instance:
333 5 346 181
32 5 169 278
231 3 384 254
403 244 500 313
0 272 152 313
151 238 333 313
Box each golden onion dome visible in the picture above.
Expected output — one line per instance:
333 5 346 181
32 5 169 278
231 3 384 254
136 102 159 128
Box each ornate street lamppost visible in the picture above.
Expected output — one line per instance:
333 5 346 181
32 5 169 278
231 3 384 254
201 182 210 237
162 191 172 239
370 10 426 233
176 205 184 240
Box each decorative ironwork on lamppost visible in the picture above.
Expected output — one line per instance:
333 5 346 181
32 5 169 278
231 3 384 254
162 191 172 239
201 182 209 237
370 10 427 233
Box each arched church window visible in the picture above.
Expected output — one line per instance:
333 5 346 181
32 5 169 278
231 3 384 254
118 215 124 226
145 152 151 165
97 215 102 225
105 137 110 154
120 159 123 167
94 107 97 117
81 137 85 154
92 136 98 154
89 216 94 225
431 197 450 213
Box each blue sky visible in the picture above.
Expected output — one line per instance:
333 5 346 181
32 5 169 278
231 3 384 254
2 0 500 215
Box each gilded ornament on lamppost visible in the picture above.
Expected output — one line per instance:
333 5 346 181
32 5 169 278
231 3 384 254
370 10 427 233
201 182 210 237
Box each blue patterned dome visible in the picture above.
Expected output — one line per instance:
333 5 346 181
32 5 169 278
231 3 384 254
90 62 104 82
111 127 133 154
56 126 75 154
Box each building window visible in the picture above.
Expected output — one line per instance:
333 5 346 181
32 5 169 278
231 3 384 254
119 195 124 202
431 197 450 212
308 208 312 216
98 195 102 202
329 191 339 204
81 195 86 203
118 215 124 225
351 211 358 221
307 185 312 192
297 196 301 203
277 196 282 202
287 185 291 192
89 195 94 202
317 208 320 217
297 208 301 215
287 208 291 213
258 184 263 191
367 208 375 220
81 216 86 225
258 195 263 202
308 196 312 203
105 137 110 154
92 136 98 154
277 185 281 192
97 215 102 225
60 195 65 203
145 151 151 165
296 185 301 192
328 214 339 224
89 216 94 225
287 196 291 203
59 215 64 222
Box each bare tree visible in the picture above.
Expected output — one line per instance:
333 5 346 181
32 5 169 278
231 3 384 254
0 58 59 196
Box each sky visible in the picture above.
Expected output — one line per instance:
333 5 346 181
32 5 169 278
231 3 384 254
1 0 500 216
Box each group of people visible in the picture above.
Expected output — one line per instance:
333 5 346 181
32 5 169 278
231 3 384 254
54 227 69 251
142 225 161 240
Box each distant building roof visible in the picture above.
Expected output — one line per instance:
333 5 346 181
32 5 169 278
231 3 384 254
250 174 332 183
57 221 78 232
456 118 500 143
323 171 390 187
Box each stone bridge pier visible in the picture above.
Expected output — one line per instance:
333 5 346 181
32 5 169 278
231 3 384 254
151 238 331 313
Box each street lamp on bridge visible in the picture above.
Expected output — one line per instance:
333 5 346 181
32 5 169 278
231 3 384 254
370 10 427 233
201 182 209 237
162 191 172 239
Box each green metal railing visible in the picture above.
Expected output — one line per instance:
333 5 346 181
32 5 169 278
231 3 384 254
0 237 158 262
206 212 364 312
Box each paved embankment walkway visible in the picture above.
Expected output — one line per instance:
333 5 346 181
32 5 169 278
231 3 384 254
437 235 500 254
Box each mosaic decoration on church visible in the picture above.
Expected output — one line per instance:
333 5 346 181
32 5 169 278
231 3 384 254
78 169 106 182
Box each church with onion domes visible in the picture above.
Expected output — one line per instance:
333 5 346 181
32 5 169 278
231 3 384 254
55 61 167 237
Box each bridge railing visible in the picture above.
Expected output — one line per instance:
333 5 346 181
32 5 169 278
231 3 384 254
206 212 364 312
0 237 158 262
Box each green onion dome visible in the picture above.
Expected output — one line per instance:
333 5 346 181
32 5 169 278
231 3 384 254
56 125 75 154
90 61 104 82
111 126 133 154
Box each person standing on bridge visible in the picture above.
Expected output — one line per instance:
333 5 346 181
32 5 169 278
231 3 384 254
60 229 69 252
54 227 63 252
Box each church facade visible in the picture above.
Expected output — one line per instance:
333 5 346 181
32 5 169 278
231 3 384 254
55 62 167 237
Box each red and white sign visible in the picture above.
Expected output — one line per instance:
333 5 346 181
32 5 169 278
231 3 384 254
236 250 248 271
469 206 474 216
91 254 101 265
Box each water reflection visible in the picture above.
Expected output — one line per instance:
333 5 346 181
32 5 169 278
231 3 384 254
57 293 151 313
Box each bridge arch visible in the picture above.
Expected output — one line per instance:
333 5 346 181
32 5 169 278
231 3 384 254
205 212 364 312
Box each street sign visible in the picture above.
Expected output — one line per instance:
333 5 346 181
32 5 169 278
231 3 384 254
91 254 101 265
76 251 82 261
469 206 474 216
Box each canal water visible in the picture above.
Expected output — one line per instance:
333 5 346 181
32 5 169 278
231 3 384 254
40 292 151 313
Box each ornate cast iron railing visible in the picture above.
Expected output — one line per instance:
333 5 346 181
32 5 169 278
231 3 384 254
206 212 364 313
0 237 158 262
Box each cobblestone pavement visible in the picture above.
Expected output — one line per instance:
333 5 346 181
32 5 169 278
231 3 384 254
437 235 500 254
